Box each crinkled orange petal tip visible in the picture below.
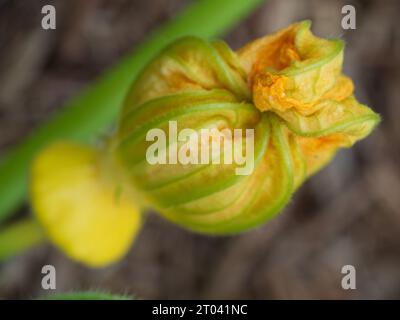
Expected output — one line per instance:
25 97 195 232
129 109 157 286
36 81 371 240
238 20 380 177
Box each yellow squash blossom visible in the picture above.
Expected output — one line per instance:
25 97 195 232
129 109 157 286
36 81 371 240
30 21 380 267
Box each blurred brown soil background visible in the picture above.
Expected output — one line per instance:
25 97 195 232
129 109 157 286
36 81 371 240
0 0 399 299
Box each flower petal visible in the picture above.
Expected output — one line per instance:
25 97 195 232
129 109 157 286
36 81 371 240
31 143 141 267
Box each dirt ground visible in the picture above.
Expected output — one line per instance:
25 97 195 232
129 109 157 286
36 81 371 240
0 0 400 299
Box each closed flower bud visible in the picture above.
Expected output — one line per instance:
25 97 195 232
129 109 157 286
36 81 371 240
30 21 380 266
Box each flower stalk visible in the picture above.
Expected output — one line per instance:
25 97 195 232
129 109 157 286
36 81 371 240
0 217 46 261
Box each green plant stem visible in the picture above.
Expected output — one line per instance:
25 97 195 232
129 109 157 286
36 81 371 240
42 291 133 300
0 217 46 261
0 0 264 223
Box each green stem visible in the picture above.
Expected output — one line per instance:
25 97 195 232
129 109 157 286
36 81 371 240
0 0 264 223
42 291 133 300
0 217 46 261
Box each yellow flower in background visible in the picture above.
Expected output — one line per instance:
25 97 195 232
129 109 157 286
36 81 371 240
30 21 380 267
31 143 142 267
